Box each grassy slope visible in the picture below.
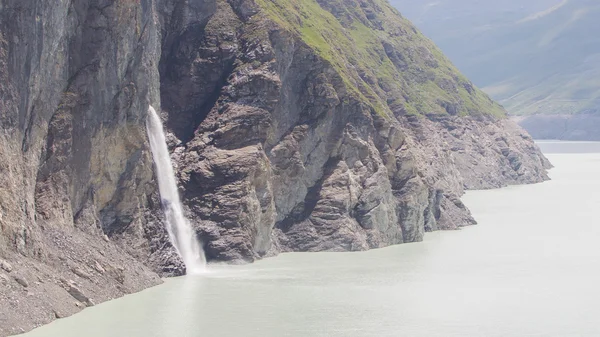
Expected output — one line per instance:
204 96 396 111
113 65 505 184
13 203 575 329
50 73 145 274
253 0 506 118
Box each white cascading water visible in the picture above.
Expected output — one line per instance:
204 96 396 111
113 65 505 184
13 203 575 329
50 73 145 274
146 105 206 274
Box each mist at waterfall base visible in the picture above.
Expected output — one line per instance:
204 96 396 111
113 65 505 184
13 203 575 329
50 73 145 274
146 106 206 274
20 141 600 337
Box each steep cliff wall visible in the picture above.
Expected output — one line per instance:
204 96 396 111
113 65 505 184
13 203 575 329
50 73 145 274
0 1 166 335
0 0 549 335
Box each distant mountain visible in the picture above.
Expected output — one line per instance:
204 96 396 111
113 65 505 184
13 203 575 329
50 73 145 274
391 0 600 117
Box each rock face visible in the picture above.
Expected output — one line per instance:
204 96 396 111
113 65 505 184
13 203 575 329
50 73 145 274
0 0 549 335
0 1 165 335
166 0 550 261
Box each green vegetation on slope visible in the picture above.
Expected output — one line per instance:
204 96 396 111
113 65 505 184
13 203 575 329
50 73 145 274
254 0 505 118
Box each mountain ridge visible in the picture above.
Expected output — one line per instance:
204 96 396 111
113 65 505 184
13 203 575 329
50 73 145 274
390 0 600 139
391 0 600 116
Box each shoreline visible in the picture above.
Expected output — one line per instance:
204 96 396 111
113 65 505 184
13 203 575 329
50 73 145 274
13 170 560 336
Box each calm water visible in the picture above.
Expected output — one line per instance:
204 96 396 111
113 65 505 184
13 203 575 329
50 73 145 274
22 142 600 337
536 140 600 153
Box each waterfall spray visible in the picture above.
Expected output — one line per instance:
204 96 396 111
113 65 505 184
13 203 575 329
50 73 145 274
146 105 206 274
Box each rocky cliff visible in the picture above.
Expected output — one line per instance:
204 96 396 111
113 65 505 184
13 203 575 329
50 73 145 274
0 0 550 335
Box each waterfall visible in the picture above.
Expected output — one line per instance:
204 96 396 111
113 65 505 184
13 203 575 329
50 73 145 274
146 105 206 274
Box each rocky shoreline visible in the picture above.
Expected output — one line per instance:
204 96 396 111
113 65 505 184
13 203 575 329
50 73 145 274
0 241 161 336
0 0 550 335
0 114 550 336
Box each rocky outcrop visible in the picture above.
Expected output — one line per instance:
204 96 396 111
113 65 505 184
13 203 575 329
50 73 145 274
164 0 550 262
514 114 600 141
0 0 549 335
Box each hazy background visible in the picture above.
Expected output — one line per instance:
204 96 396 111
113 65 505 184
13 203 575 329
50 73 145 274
390 0 600 117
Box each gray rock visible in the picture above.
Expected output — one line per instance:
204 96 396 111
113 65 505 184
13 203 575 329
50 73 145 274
93 261 105 274
71 268 92 280
66 284 93 307
0 273 9 285
14 275 29 288
0 260 12 273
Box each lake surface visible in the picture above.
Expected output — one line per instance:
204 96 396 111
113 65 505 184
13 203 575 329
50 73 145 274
22 142 600 337
536 140 600 153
